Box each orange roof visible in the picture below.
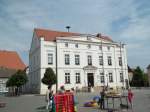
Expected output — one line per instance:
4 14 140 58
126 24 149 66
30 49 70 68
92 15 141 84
35 28 80 41
0 50 26 70
34 28 113 42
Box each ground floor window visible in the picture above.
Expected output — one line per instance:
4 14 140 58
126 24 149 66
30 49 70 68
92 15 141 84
65 73 70 84
75 73 80 84
100 72 105 83
109 73 113 83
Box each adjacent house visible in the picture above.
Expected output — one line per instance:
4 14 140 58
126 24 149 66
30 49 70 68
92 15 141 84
28 28 129 94
0 50 26 93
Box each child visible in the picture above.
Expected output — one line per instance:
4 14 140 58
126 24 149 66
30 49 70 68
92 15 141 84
128 89 133 108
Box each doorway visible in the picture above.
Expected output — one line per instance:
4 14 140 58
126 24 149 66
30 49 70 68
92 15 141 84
87 73 94 87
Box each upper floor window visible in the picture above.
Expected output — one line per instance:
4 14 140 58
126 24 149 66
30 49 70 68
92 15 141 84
76 73 81 84
48 53 53 65
87 55 92 65
100 72 105 83
75 43 78 48
107 46 110 50
65 73 70 84
108 56 112 66
119 57 122 66
109 73 113 83
120 72 124 82
99 45 102 50
87 44 91 49
65 54 70 65
99 56 103 65
65 42 68 47
75 55 80 65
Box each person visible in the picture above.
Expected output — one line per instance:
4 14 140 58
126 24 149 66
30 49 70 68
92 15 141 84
71 88 78 112
59 85 65 93
128 89 133 108
99 88 105 109
45 85 53 111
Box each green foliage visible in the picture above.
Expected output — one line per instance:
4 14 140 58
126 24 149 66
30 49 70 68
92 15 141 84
131 66 149 87
6 70 28 87
41 68 56 87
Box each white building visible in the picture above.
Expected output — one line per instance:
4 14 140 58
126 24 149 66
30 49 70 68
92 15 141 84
28 28 129 94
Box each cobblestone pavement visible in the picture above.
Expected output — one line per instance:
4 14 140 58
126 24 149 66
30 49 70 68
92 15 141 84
0 89 150 112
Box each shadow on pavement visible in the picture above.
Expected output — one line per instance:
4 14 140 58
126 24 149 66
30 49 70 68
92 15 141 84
36 106 47 112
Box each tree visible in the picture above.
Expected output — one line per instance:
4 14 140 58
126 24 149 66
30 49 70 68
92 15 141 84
131 66 149 87
6 70 28 95
41 68 56 87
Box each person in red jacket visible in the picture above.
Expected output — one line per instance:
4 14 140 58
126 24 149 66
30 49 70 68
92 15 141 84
128 89 133 108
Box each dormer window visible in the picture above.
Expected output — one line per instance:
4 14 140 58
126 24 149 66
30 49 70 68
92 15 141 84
75 43 78 48
65 42 68 47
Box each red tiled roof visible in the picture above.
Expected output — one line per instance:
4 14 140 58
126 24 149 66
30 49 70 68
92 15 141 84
34 28 113 42
35 28 80 41
0 50 26 70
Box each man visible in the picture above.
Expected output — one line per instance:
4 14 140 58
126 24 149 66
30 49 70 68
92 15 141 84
99 88 105 109
45 85 53 111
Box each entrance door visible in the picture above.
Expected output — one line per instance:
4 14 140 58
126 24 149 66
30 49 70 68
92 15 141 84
87 73 94 87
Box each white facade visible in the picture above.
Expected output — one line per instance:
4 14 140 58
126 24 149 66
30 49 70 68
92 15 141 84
28 31 129 94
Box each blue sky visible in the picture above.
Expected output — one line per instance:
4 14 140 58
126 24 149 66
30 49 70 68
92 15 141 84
0 0 150 69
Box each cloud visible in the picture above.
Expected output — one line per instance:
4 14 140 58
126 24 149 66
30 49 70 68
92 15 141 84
0 0 150 68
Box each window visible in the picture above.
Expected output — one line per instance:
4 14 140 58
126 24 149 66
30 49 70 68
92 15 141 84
75 43 78 48
99 45 102 50
119 57 122 66
48 53 53 65
75 55 80 65
65 73 70 84
87 44 91 49
65 54 70 65
65 42 68 47
100 72 105 83
120 72 124 82
87 55 92 65
76 73 80 83
99 56 103 65
109 73 113 83
107 46 110 50
108 56 112 66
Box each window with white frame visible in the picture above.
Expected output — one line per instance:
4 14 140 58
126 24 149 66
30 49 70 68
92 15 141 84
107 46 110 50
65 42 68 47
120 72 124 82
75 43 78 48
65 73 70 84
75 55 80 65
99 56 103 65
75 73 80 83
48 53 53 65
109 73 113 82
87 44 91 49
100 72 105 83
108 56 112 66
119 57 122 66
99 45 102 50
87 55 92 65
65 54 70 65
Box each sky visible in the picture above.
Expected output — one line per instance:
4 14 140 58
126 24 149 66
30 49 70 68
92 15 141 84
0 0 150 70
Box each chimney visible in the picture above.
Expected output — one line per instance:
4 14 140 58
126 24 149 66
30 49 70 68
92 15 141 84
96 33 102 38
66 26 71 32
